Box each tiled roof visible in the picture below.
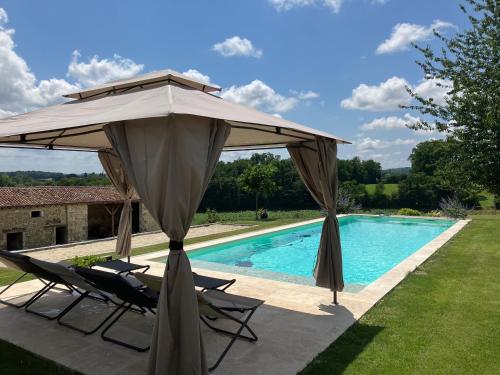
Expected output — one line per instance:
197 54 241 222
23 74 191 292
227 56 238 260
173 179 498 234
0 186 139 208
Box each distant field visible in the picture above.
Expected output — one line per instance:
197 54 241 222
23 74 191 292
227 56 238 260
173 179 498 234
365 184 398 197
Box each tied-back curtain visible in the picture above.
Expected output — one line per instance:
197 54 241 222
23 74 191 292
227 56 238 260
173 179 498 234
287 138 344 292
104 115 230 375
98 149 135 258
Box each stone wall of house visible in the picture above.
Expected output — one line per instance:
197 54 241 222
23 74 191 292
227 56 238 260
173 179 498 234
140 203 160 232
66 204 88 243
0 204 87 250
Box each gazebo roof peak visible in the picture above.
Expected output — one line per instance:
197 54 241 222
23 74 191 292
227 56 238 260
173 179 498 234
64 69 221 100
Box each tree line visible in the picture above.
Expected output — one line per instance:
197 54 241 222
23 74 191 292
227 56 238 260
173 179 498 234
0 143 491 212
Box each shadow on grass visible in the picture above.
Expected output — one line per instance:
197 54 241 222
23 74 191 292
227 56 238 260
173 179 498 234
299 322 384 375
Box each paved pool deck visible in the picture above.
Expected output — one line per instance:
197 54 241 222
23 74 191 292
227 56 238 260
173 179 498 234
0 216 469 375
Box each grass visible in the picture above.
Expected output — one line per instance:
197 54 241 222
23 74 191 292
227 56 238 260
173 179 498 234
191 209 321 225
364 183 398 197
300 214 500 374
0 339 80 375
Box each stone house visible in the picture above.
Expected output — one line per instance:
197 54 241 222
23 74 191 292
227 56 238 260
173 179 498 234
0 186 159 251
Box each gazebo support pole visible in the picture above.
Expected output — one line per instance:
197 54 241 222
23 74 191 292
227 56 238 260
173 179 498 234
333 291 338 305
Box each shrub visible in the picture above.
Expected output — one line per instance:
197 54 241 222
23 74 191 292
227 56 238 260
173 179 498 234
337 187 362 214
427 210 442 217
397 208 421 216
258 208 269 220
205 208 219 223
439 196 471 219
71 255 107 268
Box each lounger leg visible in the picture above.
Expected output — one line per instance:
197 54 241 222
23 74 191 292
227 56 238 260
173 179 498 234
202 309 259 371
1 279 55 309
0 272 40 308
101 302 155 352
58 294 123 335
201 309 258 342
25 283 79 320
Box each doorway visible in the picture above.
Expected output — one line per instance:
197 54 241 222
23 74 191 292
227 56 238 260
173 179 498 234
6 232 23 251
132 202 140 233
55 226 68 245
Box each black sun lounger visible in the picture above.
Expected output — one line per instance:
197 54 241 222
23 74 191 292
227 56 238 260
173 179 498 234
193 272 235 292
75 266 158 352
30 258 122 335
0 250 65 309
198 290 264 371
134 272 264 371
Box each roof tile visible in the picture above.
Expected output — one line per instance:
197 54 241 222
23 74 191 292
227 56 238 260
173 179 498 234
0 186 139 208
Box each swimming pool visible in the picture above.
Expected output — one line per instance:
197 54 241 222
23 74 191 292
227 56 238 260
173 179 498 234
156 216 456 291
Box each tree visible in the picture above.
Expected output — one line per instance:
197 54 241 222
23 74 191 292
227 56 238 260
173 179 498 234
404 0 500 197
398 173 442 209
409 139 481 205
238 164 279 219
0 174 14 186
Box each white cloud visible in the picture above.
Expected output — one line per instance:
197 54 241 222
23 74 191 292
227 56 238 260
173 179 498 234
413 78 450 106
67 50 144 87
0 9 80 115
0 109 16 119
341 76 410 111
221 80 318 113
213 36 262 58
355 137 417 152
0 148 102 174
376 20 455 54
371 0 390 4
268 0 343 13
182 69 211 84
360 113 420 131
341 76 451 111
220 148 289 162
295 90 320 100
0 8 8 26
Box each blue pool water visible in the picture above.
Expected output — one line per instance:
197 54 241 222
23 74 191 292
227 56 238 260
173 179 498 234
158 216 455 290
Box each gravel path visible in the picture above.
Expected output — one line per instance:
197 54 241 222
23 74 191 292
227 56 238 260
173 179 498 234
21 224 249 262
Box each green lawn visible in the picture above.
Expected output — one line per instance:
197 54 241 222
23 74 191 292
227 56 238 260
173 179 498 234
0 339 80 375
364 183 398 197
300 214 500 374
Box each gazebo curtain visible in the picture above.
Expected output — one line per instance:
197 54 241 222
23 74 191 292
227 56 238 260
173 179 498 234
97 149 135 258
287 138 344 292
104 115 231 375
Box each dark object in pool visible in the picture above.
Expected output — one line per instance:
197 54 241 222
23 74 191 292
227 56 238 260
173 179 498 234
301 234 311 238
235 260 253 267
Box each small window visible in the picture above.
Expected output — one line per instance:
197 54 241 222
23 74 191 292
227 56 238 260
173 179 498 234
31 210 42 218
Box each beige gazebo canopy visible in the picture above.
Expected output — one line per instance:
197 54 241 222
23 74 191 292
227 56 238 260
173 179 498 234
0 69 348 151
0 69 349 375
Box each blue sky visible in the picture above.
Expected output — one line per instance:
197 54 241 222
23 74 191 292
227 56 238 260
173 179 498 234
0 0 466 173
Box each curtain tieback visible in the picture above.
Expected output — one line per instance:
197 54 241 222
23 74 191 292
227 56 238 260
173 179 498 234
326 208 336 218
169 240 183 251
